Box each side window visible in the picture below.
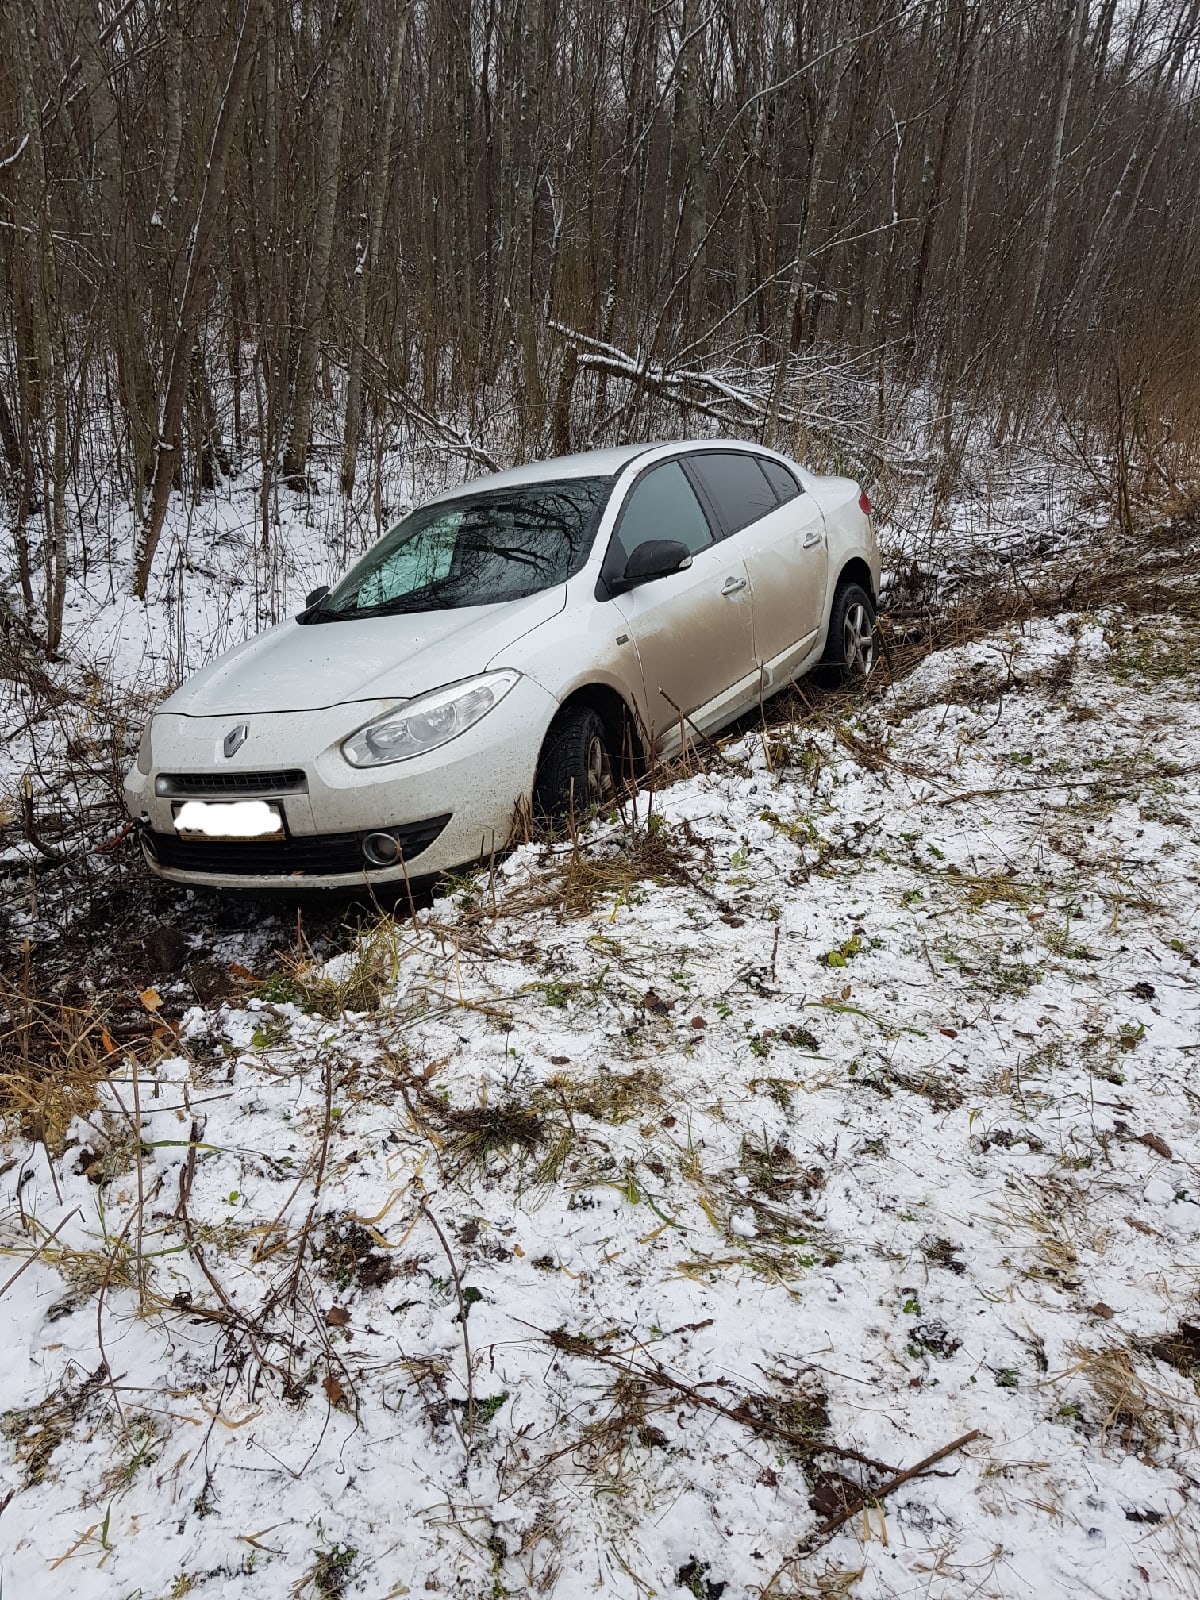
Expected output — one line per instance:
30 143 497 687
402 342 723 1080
688 452 779 536
614 461 714 565
760 458 802 505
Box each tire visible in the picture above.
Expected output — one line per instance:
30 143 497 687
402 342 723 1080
534 705 611 818
820 581 878 684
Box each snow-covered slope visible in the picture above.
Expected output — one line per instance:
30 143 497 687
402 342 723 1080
2 604 1197 1599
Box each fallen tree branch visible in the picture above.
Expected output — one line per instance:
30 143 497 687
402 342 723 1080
763 1427 985 1592
0 1207 80 1298
541 1328 898 1475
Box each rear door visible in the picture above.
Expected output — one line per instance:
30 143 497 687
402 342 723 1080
605 460 758 749
687 451 828 690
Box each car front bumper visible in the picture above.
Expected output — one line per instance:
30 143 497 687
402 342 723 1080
123 677 558 889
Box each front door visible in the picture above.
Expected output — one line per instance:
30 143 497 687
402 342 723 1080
606 460 758 751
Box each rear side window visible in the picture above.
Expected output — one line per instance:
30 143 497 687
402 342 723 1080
688 452 779 536
761 458 801 505
614 461 714 563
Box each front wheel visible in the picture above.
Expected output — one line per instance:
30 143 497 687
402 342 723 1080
534 705 611 818
821 582 878 684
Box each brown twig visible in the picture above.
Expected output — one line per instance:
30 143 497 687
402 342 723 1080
540 1330 897 1474
422 1195 475 1452
763 1427 985 1592
0 1205 80 1298
131 1054 146 1310
658 688 739 768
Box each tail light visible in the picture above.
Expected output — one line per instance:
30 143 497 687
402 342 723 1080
858 490 872 517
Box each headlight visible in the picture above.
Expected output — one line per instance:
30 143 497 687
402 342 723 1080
341 670 521 768
136 718 154 774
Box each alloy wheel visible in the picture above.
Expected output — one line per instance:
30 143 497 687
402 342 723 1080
843 602 876 677
585 732 608 800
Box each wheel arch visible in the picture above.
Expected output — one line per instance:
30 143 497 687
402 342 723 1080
543 682 647 782
833 556 876 605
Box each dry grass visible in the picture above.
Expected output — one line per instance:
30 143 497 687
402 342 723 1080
501 815 699 920
403 1079 552 1184
262 915 402 1017
0 964 121 1153
537 1064 665 1126
1065 1343 1179 1452
0 1368 109 1487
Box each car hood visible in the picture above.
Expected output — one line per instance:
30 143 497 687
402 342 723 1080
160 589 566 716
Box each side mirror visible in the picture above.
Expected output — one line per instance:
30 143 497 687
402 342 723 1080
304 585 330 610
614 540 693 592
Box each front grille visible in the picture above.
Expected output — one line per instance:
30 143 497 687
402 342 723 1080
146 815 451 877
156 770 308 797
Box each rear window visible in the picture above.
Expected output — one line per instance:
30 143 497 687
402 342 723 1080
688 452 779 536
761 458 801 505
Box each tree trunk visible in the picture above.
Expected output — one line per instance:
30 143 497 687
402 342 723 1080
1002 0 1088 438
341 1 410 495
133 1 263 596
283 4 352 481
669 0 708 340
6 0 68 648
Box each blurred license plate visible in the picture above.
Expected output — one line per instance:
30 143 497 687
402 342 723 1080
173 800 285 841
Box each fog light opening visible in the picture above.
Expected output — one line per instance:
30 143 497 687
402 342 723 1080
362 830 402 867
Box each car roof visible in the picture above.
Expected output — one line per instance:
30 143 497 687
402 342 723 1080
431 438 800 504
434 443 656 501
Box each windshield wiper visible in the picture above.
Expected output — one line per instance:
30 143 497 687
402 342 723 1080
321 593 437 621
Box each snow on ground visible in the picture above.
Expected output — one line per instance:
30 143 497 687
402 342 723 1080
2 604 1198 1599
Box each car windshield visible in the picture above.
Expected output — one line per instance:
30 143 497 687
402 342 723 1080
310 477 612 620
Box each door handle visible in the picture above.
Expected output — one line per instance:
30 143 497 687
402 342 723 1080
721 575 747 596
802 529 823 548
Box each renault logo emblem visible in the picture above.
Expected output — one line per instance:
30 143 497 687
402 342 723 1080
223 723 249 758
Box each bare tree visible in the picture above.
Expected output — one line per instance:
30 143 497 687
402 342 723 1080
133 0 263 596
341 1 411 494
3 0 1200 636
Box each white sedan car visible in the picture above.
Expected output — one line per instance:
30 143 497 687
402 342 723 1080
126 440 880 889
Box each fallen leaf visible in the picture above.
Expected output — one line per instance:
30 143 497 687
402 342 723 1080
512 1244 525 1258
1138 1132 1172 1160
840 985 852 1000
100 1025 116 1054
139 987 163 1012
689 1016 707 1030
940 1027 958 1039
229 962 259 982
325 1306 350 1327
323 1373 344 1406
1089 1302 1115 1319
1125 1216 1160 1237
549 1055 570 1065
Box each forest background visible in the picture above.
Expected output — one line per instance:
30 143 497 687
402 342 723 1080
2 0 1199 653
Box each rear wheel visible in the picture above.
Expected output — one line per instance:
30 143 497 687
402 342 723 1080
821 581 877 684
534 706 611 818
